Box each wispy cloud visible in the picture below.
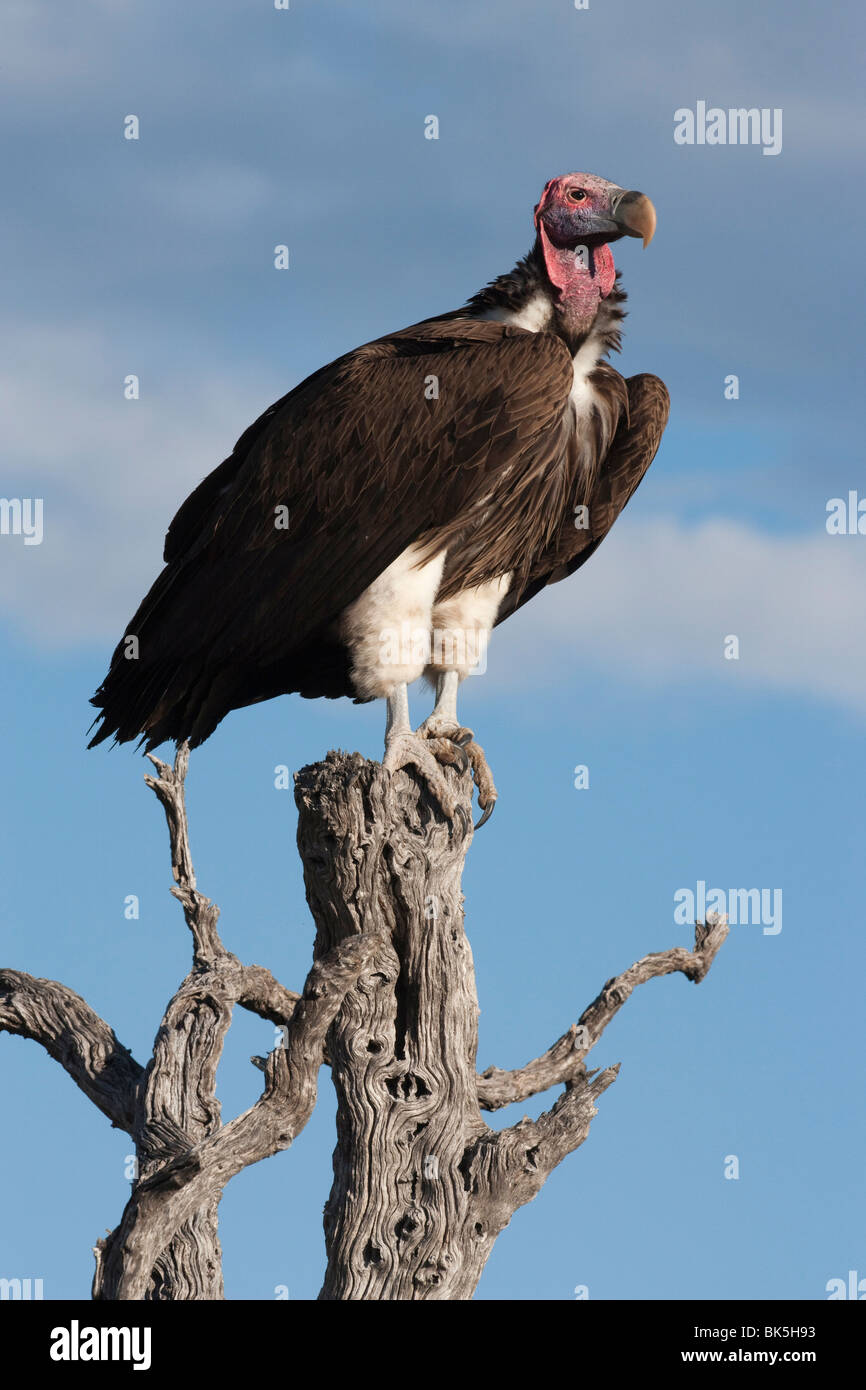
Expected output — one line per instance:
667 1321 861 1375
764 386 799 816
0 319 283 643
496 518 866 715
2 0 864 712
3 320 864 723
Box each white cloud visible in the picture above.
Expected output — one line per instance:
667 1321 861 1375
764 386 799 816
495 518 866 715
3 319 865 720
0 320 283 643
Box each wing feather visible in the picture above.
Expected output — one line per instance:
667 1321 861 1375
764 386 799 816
90 319 573 746
496 372 670 624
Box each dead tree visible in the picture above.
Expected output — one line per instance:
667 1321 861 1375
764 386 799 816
0 745 727 1300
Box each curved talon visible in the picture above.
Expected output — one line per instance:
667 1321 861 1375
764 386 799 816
414 715 498 829
454 804 472 839
450 742 470 774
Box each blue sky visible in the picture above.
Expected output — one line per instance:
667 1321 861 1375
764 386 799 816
1 0 864 1300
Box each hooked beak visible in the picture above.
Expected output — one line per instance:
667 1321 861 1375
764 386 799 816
608 189 656 247
574 189 657 247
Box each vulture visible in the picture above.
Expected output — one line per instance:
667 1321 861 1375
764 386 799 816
90 172 669 825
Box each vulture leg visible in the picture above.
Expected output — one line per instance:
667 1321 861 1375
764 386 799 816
417 672 498 828
382 682 463 819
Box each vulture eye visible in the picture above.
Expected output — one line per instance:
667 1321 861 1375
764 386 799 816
568 189 587 202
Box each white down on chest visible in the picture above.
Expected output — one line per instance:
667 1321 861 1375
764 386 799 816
341 302 609 696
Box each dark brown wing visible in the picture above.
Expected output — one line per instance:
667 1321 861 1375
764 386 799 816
495 372 670 626
90 318 573 748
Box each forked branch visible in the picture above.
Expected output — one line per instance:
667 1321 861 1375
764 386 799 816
3 744 729 1302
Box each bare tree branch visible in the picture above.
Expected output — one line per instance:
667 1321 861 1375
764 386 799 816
463 915 730 1235
236 965 302 1026
294 753 730 1299
0 970 143 1132
4 741 729 1302
95 746 245 1298
460 1063 621 1237
101 935 381 1300
570 913 729 1058
477 1024 589 1112
92 746 376 1299
477 914 729 1110
144 743 222 965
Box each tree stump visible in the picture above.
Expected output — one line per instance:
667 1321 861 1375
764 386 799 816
1 745 727 1299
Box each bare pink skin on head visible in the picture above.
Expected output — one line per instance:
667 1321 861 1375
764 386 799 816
534 173 622 336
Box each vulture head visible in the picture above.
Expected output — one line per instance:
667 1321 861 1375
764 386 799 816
533 172 656 337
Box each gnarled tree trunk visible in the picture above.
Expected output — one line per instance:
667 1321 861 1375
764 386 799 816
298 753 490 1298
1 746 727 1299
296 752 726 1300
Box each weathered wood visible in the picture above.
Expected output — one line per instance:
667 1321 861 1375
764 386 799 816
297 752 484 1298
295 751 728 1300
93 936 379 1299
0 971 143 1131
89 749 380 1300
2 744 728 1300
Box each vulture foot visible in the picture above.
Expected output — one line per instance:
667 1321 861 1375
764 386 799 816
415 717 498 829
382 731 462 819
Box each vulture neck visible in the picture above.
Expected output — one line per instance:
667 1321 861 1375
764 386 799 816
466 242 626 358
